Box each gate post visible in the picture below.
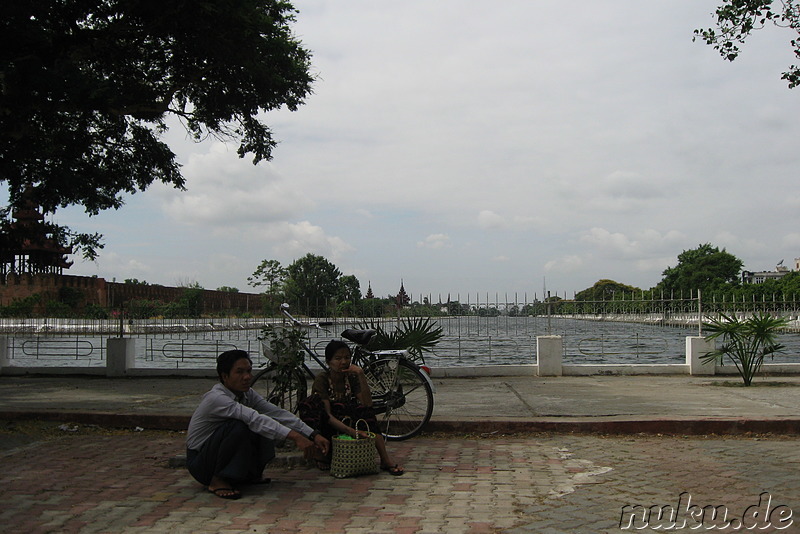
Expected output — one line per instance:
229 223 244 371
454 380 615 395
0 337 8 375
686 336 715 375
537 335 563 376
107 337 136 377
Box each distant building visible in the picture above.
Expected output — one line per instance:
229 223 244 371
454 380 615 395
741 259 798 284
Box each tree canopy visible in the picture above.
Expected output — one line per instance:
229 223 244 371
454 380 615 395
575 279 641 301
248 259 287 294
337 274 362 304
284 253 343 313
656 243 743 295
695 0 800 88
0 0 313 217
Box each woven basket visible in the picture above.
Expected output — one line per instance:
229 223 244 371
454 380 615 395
330 419 378 478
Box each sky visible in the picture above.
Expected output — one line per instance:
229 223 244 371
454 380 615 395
44 0 800 302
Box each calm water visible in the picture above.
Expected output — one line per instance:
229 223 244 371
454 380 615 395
4 316 800 369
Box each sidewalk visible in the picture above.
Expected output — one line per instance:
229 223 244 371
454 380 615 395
1 374 800 434
1 374 800 533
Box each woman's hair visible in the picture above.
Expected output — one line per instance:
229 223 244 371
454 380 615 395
216 349 251 382
324 339 351 362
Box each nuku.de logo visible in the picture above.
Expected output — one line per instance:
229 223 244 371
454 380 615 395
619 492 793 530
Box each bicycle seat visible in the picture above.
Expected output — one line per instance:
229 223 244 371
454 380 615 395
340 328 377 345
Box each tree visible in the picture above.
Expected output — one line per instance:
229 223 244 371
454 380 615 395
284 254 342 314
694 0 800 88
337 274 362 304
0 1 313 238
248 260 287 295
216 286 239 293
657 244 743 295
248 259 287 314
575 279 641 301
334 274 362 317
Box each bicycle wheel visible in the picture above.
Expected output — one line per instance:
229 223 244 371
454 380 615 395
363 357 434 441
251 363 308 413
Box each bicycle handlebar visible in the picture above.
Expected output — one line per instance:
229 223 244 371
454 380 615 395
280 303 331 332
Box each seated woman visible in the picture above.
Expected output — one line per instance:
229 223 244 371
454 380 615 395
300 339 404 475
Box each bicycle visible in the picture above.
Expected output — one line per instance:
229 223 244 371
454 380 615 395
251 303 435 441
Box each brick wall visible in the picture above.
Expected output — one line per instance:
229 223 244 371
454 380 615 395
0 273 264 314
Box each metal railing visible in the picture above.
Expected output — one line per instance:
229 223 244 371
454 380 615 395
2 292 800 368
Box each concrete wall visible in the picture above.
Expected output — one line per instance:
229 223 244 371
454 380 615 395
3 335 800 378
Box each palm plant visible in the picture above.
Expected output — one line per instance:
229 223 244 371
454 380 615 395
701 312 789 386
356 317 443 363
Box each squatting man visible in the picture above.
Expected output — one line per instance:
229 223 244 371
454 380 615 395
185 349 329 499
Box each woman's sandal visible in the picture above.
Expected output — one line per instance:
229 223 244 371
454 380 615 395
208 487 241 500
381 463 405 476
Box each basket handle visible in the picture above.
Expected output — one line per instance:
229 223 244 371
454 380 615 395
340 417 372 439
353 418 372 439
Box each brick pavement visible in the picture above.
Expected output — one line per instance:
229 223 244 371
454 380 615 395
1 424 799 533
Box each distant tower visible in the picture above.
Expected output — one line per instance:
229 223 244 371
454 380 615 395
0 194 73 277
365 281 374 299
396 280 410 307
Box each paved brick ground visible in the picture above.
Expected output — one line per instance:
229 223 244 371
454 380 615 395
1 425 798 533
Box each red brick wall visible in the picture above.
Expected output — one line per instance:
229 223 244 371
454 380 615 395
0 273 264 314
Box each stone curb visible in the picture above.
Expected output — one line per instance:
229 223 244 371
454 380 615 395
3 410 800 435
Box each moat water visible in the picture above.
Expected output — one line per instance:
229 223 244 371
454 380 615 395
4 316 799 369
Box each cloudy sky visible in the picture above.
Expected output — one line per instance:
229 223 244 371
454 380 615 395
50 0 800 301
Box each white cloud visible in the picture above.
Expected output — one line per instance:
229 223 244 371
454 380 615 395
90 252 153 282
417 233 451 250
159 142 312 227
477 210 506 230
579 228 686 259
544 255 585 273
263 221 354 262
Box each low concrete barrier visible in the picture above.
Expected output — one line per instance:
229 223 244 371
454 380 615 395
2 335 800 377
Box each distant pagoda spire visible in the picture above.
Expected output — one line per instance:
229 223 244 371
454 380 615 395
395 279 410 307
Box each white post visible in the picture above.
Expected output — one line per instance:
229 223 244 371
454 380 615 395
686 336 715 375
0 337 8 375
106 337 136 377
536 335 563 376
